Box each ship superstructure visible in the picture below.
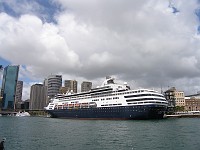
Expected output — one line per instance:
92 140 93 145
45 77 168 119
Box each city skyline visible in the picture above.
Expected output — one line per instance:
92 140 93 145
1 0 200 100
0 66 197 101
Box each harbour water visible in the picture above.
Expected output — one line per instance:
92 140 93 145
0 117 200 150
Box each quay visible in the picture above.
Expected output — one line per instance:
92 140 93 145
166 114 200 118
1 110 200 118
0 111 17 116
0 110 47 116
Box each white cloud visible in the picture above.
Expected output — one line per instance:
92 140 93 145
1 0 200 98
0 13 81 77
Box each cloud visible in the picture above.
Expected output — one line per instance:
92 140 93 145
0 13 81 76
1 0 200 99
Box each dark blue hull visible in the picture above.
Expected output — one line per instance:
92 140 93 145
47 104 167 120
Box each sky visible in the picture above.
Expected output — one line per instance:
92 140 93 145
1 0 200 100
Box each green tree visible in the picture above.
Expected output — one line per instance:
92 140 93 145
175 106 185 112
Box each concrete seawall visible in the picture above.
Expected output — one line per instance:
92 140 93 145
0 110 47 116
166 114 200 118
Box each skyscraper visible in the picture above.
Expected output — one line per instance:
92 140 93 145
46 75 62 98
1 65 19 110
81 81 92 92
30 84 47 110
64 80 77 93
15 80 23 102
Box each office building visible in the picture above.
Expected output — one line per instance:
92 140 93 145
185 97 200 111
15 80 23 102
30 84 47 110
1 65 19 110
46 75 62 98
185 93 200 111
164 87 185 107
43 78 48 87
64 80 77 93
81 81 92 92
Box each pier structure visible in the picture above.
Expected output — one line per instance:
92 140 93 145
0 111 17 116
0 110 47 116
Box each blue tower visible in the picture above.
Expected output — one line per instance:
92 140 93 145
1 65 19 110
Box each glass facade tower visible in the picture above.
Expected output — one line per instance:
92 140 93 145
1 65 19 110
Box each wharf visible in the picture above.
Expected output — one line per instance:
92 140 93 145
0 110 47 116
0 111 17 116
166 114 200 118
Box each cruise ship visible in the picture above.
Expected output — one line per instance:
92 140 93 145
45 77 168 119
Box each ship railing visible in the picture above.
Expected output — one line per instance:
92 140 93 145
127 100 168 105
54 102 99 110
